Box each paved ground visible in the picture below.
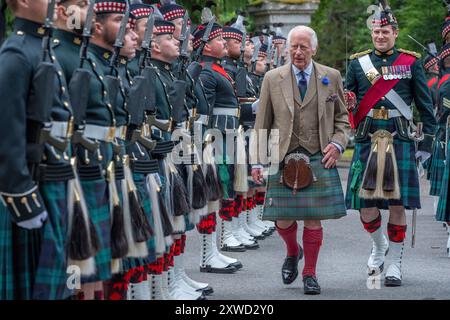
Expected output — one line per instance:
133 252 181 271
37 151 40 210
182 166 450 300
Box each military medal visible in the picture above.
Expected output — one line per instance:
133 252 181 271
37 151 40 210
388 66 394 80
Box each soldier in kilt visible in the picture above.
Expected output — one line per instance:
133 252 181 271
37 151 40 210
222 25 260 249
423 55 440 183
435 43 450 256
252 25 350 295
429 21 450 198
345 4 436 287
0 0 76 300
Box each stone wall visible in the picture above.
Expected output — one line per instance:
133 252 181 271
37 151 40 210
248 1 320 36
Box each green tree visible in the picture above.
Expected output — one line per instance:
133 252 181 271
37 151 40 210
311 0 446 73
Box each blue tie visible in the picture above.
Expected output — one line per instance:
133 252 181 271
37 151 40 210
298 71 307 100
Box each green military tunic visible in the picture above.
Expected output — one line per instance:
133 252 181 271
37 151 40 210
436 70 450 222
0 18 74 299
345 48 437 210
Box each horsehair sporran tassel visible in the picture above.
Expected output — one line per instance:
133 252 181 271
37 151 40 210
234 126 249 193
383 143 395 191
124 156 153 243
362 141 378 191
168 156 191 217
107 162 128 261
66 157 98 276
146 174 166 256
121 178 148 258
360 130 400 200
191 144 208 210
203 140 223 201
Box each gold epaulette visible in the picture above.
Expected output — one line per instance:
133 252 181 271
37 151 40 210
349 49 372 60
398 48 421 59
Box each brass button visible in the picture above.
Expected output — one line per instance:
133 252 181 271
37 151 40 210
381 97 386 101
107 103 113 108
64 101 69 107
58 71 63 76
383 59 387 62
103 90 107 97
61 86 66 93
92 62 96 68
99 75 104 80
16 30 24 36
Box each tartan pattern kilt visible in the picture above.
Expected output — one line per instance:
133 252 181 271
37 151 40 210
345 133 421 210
0 205 37 299
0 182 70 300
121 173 157 272
436 129 450 222
79 178 112 282
429 128 447 196
263 152 347 221
32 181 70 300
218 163 235 200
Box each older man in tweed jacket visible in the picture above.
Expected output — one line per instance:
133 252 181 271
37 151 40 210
251 25 350 295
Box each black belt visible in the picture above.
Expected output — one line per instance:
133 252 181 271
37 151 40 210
37 163 75 182
131 159 160 174
115 163 125 180
151 140 175 156
78 164 104 181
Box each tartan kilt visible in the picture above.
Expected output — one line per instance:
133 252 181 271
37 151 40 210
218 163 235 200
32 181 70 300
0 182 70 300
121 173 157 272
0 205 37 299
79 178 112 282
429 130 446 196
436 132 450 222
263 152 347 221
345 138 421 210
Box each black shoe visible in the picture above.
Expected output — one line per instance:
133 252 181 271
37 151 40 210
196 286 214 296
303 275 321 295
221 244 246 252
281 245 303 285
244 241 260 250
196 295 208 300
200 265 237 274
384 276 402 287
230 261 243 270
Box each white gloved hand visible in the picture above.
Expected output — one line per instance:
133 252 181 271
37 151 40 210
415 151 431 163
17 211 48 230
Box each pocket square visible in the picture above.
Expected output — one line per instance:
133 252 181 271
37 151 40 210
326 93 338 103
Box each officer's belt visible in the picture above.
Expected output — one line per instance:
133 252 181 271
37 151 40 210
131 159 160 174
367 108 402 120
152 140 175 156
50 121 73 139
213 108 240 117
36 163 75 182
84 124 115 142
195 114 210 126
358 54 413 121
114 126 127 140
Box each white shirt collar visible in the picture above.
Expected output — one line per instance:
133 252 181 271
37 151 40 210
292 60 314 77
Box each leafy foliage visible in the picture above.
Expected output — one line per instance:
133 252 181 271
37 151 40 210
311 0 447 72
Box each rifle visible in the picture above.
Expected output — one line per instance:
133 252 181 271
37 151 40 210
265 36 274 74
32 0 69 155
192 15 216 62
105 2 130 108
250 42 261 74
408 35 439 60
280 43 287 66
139 12 172 132
69 0 99 153
236 31 248 97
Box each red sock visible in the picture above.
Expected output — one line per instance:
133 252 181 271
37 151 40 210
361 213 382 233
276 221 299 257
387 223 407 243
302 227 323 278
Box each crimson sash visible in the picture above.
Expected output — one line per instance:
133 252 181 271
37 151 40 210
353 53 416 128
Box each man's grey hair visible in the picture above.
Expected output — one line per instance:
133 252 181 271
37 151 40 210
287 25 318 51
